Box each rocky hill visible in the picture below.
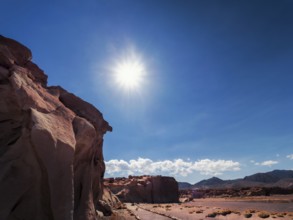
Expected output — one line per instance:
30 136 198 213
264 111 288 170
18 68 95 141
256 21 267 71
243 170 293 183
104 175 179 203
0 35 112 220
178 182 192 189
194 177 225 188
179 170 293 190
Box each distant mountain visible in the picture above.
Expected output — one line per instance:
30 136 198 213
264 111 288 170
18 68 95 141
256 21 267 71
178 170 293 190
272 178 293 188
243 170 293 183
194 177 224 188
178 182 192 189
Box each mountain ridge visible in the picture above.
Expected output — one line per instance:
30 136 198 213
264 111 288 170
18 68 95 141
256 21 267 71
179 170 293 189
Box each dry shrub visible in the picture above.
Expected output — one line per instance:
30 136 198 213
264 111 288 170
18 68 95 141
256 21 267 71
206 212 217 218
277 212 287 218
243 213 252 218
218 209 232 216
196 210 203 214
258 211 270 218
233 211 241 215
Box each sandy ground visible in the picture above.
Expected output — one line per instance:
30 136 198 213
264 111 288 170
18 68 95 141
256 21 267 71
121 195 293 220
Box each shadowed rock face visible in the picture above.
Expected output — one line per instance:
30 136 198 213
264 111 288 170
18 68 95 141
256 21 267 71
0 35 112 220
104 175 179 203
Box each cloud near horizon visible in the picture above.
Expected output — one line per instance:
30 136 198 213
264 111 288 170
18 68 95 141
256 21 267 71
287 154 293 160
254 160 279 167
105 158 241 177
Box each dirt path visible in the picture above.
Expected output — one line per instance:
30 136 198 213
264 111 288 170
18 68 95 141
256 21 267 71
125 203 176 220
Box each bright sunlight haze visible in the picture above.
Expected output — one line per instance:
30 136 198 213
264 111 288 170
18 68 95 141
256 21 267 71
112 47 146 92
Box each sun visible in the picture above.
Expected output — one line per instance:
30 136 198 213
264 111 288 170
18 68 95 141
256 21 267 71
112 48 146 91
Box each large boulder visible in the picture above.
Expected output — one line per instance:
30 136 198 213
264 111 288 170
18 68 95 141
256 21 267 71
0 35 112 220
104 175 179 203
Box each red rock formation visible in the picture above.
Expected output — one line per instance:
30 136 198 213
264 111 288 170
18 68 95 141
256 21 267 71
0 35 112 220
104 175 179 203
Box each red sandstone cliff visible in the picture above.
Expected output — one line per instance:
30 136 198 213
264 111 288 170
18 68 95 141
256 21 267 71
0 35 112 220
104 175 179 203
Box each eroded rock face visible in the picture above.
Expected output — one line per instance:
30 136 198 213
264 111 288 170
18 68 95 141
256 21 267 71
104 175 179 203
0 35 112 220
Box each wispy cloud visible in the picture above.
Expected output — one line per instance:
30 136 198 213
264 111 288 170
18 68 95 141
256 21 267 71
254 160 279 167
105 158 241 177
286 154 293 160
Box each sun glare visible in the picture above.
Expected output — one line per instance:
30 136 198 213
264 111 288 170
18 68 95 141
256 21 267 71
115 60 144 89
112 48 146 92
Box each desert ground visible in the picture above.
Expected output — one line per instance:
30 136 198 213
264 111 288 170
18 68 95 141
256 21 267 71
113 195 293 220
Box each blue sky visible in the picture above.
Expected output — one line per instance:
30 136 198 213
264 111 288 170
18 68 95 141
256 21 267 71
1 0 293 183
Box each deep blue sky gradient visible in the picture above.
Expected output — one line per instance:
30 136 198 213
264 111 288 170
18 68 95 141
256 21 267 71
1 0 293 182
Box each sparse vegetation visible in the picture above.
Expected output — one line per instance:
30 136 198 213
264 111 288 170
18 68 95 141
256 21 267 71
232 210 241 215
258 211 270 218
218 209 232 216
206 212 217 217
243 213 252 218
276 213 285 217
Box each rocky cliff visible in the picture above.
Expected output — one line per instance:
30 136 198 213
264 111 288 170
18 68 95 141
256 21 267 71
0 35 112 220
104 175 179 203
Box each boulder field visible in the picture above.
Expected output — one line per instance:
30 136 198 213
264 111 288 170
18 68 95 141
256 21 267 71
0 35 112 220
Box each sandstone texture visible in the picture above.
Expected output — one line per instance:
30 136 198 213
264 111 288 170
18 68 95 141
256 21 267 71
104 175 179 203
0 35 112 220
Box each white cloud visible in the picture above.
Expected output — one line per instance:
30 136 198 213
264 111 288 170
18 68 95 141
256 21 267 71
192 159 240 176
105 157 241 177
254 160 279 167
286 154 293 160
